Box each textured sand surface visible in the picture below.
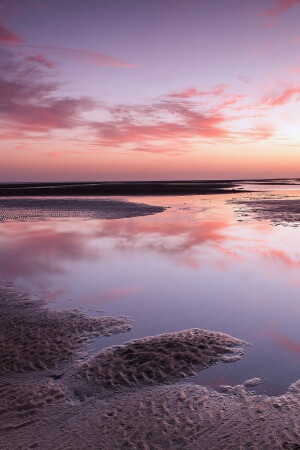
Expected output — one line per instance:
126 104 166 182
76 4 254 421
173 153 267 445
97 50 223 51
0 197 165 222
0 283 131 374
233 198 300 226
1 283 300 449
79 329 246 388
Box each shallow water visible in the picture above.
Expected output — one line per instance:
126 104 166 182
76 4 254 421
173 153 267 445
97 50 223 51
0 189 300 395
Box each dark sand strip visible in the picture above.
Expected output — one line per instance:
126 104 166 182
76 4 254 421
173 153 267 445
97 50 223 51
0 197 165 222
0 181 242 196
233 198 300 226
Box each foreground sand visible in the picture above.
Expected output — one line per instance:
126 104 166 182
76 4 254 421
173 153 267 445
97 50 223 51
1 282 300 449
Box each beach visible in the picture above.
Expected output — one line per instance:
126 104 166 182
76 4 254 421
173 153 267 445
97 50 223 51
1 184 300 448
1 281 300 449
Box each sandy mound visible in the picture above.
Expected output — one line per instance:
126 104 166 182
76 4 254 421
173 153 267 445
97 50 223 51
0 283 131 374
79 329 247 388
0 198 165 222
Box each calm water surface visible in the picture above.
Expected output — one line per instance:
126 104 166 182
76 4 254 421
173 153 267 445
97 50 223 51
1 189 300 395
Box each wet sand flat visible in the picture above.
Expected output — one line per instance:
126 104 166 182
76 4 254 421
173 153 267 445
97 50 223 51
232 197 300 226
0 197 165 222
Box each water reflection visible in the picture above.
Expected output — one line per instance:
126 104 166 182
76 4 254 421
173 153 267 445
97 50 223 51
0 222 98 279
0 192 299 395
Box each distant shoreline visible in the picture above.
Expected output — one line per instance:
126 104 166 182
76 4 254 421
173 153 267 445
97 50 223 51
0 179 298 197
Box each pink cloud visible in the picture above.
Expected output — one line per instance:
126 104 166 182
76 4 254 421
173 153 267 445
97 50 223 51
217 93 247 111
262 84 300 106
263 0 300 16
0 47 96 135
91 100 230 149
25 53 55 69
7 97 95 132
243 123 275 140
0 19 21 44
0 76 95 132
21 45 140 68
168 84 228 99
168 87 207 99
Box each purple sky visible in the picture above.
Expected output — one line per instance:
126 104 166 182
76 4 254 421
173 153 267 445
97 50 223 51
1 0 300 181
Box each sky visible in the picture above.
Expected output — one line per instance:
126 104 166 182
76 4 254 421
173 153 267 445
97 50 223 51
0 0 300 181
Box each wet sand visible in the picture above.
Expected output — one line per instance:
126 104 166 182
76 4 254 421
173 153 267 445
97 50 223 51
0 180 242 196
233 198 300 226
0 179 299 197
1 282 300 449
0 197 165 222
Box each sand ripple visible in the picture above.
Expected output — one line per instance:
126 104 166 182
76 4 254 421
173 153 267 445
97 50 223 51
79 329 246 388
0 283 131 374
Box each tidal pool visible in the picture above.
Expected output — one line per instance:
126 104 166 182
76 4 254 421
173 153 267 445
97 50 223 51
0 188 299 395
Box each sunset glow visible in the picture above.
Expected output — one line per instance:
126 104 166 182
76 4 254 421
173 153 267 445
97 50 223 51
1 0 300 181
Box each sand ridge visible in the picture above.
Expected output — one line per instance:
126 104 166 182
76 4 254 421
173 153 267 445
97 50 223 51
78 328 247 388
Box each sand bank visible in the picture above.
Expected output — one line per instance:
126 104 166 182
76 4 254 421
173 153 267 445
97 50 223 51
0 197 165 222
79 329 246 388
233 198 300 226
0 283 300 449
